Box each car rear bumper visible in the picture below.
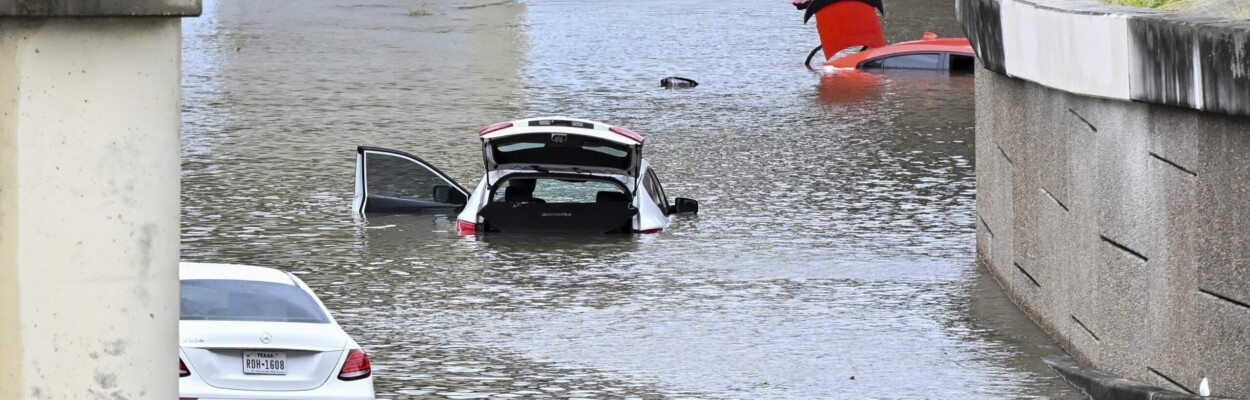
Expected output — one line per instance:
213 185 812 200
188 398 373 400
180 375 374 400
187 397 373 400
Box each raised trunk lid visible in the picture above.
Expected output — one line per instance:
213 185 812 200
483 130 642 177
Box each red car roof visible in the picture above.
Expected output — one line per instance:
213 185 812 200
824 33 974 70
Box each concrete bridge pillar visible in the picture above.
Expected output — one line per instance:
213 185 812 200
0 1 199 399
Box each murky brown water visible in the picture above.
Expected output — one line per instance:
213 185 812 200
181 0 1083 398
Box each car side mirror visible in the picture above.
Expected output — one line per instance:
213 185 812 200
432 185 466 204
672 197 699 215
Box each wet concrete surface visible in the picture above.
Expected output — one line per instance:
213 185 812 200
181 0 1085 398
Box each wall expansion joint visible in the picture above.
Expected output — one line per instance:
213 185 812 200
1040 187 1070 212
1099 235 1149 262
1014 262 1041 288
996 144 1014 165
1148 152 1198 177
1147 367 1196 394
978 214 995 239
1200 288 1250 311
1067 108 1098 133
1070 315 1101 342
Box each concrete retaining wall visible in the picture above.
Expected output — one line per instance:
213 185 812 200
960 0 1250 397
959 0 1250 116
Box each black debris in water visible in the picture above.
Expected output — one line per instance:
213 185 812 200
660 76 699 89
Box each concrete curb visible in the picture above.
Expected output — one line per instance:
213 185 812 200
1045 356 1234 400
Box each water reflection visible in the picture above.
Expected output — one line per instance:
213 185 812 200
816 72 886 104
181 0 1079 398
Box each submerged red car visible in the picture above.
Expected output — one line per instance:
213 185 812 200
794 0 975 73
823 32 975 72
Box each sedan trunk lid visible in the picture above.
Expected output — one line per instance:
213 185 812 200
180 321 348 391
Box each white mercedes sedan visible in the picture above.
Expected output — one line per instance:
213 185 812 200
179 262 374 400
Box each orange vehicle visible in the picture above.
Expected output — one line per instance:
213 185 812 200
822 32 975 72
793 0 975 73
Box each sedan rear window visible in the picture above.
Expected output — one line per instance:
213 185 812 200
181 279 330 323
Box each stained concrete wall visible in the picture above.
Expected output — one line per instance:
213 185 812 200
965 1 1250 397
0 2 196 398
977 69 1250 396
960 0 1250 116
0 0 198 17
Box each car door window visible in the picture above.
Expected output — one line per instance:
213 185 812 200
365 153 445 201
644 170 669 212
875 52 940 70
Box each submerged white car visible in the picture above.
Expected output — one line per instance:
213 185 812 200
179 263 374 400
352 116 699 233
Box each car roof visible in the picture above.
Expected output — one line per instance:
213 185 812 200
179 262 297 285
480 116 644 146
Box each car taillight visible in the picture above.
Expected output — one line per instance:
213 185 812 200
179 358 190 377
609 126 645 143
478 121 513 136
338 349 372 381
457 219 476 233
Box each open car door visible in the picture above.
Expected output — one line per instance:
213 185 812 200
353 146 469 214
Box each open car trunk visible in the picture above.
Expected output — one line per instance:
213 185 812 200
476 173 637 234
479 202 637 233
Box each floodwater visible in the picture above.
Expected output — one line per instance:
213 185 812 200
180 0 1083 398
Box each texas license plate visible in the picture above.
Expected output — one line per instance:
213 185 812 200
243 351 286 375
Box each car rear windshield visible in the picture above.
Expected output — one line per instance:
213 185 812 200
492 177 628 204
180 279 330 323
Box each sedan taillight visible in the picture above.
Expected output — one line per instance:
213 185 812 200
179 358 190 377
338 349 372 381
